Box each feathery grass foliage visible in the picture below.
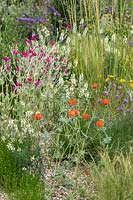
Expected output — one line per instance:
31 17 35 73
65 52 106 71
91 149 133 200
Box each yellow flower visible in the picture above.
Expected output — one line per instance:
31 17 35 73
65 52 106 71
119 79 126 83
130 83 133 89
130 80 133 83
105 77 110 82
108 75 116 78
97 74 102 78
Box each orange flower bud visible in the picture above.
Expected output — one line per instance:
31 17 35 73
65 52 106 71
35 112 42 120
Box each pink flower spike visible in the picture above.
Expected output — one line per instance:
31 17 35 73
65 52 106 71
6 66 12 71
15 57 19 61
45 57 51 62
15 42 19 45
13 50 19 55
49 41 55 46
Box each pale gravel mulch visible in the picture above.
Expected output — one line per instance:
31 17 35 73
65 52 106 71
0 192 8 200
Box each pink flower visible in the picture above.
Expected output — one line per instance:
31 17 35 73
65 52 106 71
26 39 31 43
16 68 21 72
31 36 36 41
15 57 19 61
30 52 37 57
66 23 71 28
15 42 19 45
64 69 68 74
49 41 55 46
29 49 33 53
12 86 17 91
22 52 29 57
6 66 12 71
41 53 46 57
16 81 22 86
3 57 11 62
43 70 48 74
35 80 41 86
45 57 51 62
26 77 33 84
13 50 19 55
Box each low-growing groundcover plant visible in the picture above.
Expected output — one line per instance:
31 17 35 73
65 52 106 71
0 140 45 200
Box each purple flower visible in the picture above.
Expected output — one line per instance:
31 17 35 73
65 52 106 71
128 42 133 46
36 17 45 23
116 106 125 111
98 98 102 103
47 5 61 17
123 98 128 104
111 83 115 88
17 17 35 25
103 91 108 96
115 94 120 99
117 86 122 91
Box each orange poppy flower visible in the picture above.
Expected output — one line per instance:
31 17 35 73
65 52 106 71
102 99 110 105
35 112 42 120
68 99 77 106
96 120 104 127
92 83 98 89
82 113 91 120
68 109 79 117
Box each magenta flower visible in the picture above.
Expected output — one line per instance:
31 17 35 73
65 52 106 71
45 57 51 62
26 39 31 43
35 80 41 86
12 86 17 91
22 52 29 57
6 66 12 71
31 36 36 41
66 23 71 28
15 58 19 61
16 81 22 86
26 77 33 84
41 53 46 57
13 50 19 55
3 57 11 62
49 41 55 46
16 68 21 72
64 69 69 74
